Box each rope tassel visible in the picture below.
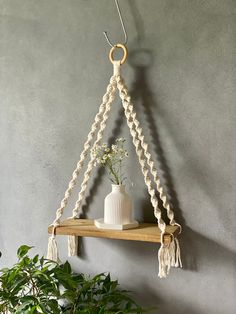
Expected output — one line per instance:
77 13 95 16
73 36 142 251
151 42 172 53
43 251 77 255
169 236 176 267
47 235 59 262
158 233 182 278
174 237 182 268
68 235 78 256
158 233 171 278
158 244 169 278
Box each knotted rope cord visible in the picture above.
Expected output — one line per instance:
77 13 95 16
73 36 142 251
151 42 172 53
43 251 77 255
71 62 167 231
51 75 117 227
116 75 179 229
71 76 117 218
127 97 183 266
47 74 117 260
115 61 182 276
115 73 171 277
115 74 165 234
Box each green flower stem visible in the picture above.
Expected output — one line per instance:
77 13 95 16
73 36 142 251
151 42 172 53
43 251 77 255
119 160 122 184
108 163 120 185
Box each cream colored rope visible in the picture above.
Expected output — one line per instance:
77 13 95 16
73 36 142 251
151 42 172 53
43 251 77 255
115 62 182 277
52 75 117 227
116 74 166 233
120 87 176 224
115 64 179 228
70 62 178 231
128 111 175 223
71 79 117 218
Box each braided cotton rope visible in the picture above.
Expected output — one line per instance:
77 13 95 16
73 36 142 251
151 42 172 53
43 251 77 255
127 108 175 224
115 63 182 276
116 76 177 227
71 62 178 232
116 74 166 233
71 79 117 218
52 75 117 227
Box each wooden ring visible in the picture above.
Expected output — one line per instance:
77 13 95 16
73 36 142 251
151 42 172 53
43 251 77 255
109 44 128 65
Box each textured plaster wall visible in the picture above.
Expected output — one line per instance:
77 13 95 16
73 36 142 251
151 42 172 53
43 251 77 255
1 1 236 313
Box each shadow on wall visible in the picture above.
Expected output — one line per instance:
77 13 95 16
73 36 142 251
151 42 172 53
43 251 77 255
125 1 236 276
134 283 201 314
75 227 235 314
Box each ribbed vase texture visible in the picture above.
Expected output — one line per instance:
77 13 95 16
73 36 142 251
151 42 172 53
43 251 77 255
104 185 132 225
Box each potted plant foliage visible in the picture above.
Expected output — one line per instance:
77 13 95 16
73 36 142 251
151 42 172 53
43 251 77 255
0 245 149 313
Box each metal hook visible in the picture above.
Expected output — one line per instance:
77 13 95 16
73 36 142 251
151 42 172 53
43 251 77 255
103 0 128 47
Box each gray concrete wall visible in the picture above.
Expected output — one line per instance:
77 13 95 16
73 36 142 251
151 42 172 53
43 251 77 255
1 1 236 313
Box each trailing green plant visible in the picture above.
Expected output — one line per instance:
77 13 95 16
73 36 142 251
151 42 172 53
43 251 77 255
0 246 149 313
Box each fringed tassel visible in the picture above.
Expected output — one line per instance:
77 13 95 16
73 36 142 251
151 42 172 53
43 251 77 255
169 235 176 267
158 243 169 278
68 235 78 256
174 237 182 268
158 233 178 278
158 232 170 278
47 233 59 262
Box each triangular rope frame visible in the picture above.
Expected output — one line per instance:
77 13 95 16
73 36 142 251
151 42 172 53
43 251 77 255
47 45 182 278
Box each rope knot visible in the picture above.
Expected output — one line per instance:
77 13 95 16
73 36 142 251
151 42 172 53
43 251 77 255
113 60 121 76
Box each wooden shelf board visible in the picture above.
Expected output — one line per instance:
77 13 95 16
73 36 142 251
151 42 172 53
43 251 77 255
48 219 180 245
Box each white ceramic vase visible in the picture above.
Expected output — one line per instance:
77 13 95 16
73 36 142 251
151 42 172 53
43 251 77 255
104 184 132 225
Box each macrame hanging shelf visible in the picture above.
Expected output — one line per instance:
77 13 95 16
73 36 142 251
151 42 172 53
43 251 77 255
47 2 182 278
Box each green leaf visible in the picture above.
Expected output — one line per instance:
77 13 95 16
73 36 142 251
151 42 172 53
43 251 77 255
15 299 34 312
29 305 38 314
33 254 39 264
46 299 61 313
62 260 71 274
7 268 19 284
17 245 33 259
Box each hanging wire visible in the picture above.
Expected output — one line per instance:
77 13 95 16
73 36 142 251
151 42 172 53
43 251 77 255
103 0 128 47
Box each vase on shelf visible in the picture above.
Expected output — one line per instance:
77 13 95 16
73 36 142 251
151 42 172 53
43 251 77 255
104 184 132 225
95 184 139 230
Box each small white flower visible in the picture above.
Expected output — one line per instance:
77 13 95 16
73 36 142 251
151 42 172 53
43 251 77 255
117 137 124 142
92 138 128 184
